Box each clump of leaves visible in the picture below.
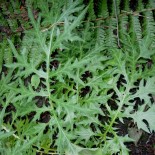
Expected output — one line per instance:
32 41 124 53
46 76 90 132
0 1 155 155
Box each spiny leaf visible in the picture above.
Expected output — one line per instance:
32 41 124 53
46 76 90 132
124 104 155 133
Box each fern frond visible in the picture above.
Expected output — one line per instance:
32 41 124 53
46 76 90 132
96 27 106 47
97 0 109 18
105 18 117 48
142 10 155 46
129 15 142 43
0 45 4 72
87 0 96 20
2 1 19 32
137 0 144 11
110 0 120 16
119 16 129 42
3 42 13 65
95 0 109 47
147 0 155 8
115 0 121 14
119 0 130 44
123 0 130 11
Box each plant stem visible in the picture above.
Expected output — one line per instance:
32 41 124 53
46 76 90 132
113 0 121 48
103 94 126 141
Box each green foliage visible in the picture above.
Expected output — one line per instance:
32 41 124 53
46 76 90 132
31 75 40 89
0 0 155 155
0 40 13 71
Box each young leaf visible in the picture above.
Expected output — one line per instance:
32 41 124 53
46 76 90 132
125 104 155 133
31 74 40 89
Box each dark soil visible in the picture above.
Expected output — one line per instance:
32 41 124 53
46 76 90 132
116 120 155 155
128 135 155 155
